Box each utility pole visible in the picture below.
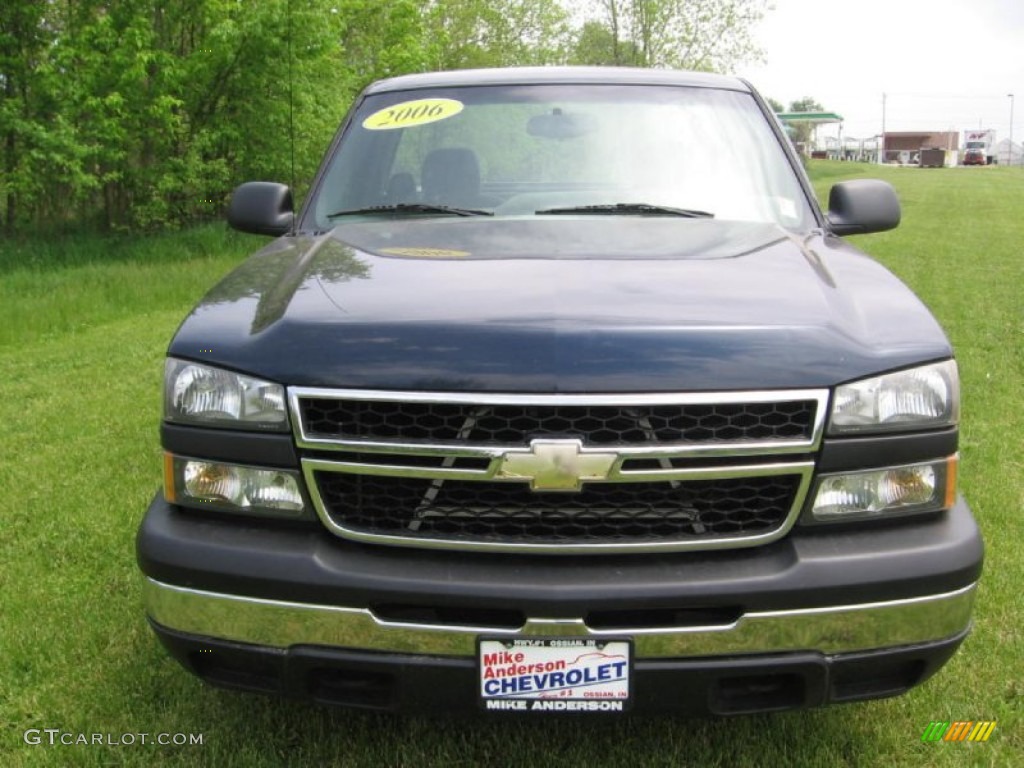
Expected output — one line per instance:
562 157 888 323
1009 94 1015 166
880 92 887 164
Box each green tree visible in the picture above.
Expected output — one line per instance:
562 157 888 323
786 96 825 146
423 0 570 69
0 0 433 233
0 1 82 233
571 19 640 65
788 97 824 112
571 0 768 71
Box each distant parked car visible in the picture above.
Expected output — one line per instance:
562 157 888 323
963 148 987 166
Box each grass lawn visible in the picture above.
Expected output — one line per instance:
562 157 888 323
1 162 1021 766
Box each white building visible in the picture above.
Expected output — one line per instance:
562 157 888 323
994 139 1022 166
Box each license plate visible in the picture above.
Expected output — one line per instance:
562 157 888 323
478 637 631 712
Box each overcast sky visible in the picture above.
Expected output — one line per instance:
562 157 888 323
735 0 1024 141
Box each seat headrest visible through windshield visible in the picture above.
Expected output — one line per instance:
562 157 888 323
421 148 481 206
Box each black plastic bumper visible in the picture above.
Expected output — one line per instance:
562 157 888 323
151 620 969 715
138 493 982 615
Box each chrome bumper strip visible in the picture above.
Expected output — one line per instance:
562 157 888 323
144 579 976 659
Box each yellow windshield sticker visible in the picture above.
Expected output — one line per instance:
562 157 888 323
362 99 464 131
378 247 470 259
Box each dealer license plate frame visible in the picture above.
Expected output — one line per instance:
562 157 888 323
477 637 633 713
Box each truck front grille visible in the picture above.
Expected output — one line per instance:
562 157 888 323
290 388 827 554
313 472 800 544
299 398 818 445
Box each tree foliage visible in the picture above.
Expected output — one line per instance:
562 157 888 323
1 0 430 233
568 0 767 70
788 97 824 113
786 97 826 145
424 0 570 69
0 0 769 235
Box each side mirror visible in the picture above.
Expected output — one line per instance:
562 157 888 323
826 179 901 236
227 182 294 236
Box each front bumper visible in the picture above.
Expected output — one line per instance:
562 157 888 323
138 493 982 714
150 620 969 715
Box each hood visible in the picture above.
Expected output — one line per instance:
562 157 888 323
169 217 952 391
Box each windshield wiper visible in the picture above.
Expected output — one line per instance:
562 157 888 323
535 203 714 218
327 203 493 219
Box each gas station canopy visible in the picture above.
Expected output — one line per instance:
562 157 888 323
774 112 844 125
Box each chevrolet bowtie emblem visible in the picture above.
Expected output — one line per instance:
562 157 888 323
497 439 618 492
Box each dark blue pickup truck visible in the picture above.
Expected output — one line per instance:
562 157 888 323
137 67 982 716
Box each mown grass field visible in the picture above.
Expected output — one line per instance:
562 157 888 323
1 161 1021 766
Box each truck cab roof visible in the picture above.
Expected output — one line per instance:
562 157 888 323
364 66 751 95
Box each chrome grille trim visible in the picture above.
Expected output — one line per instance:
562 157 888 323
302 455 814 485
302 460 814 554
288 387 830 458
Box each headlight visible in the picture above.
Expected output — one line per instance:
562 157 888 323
829 360 958 434
164 358 287 431
809 457 956 522
164 454 309 519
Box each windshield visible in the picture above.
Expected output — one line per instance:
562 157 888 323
310 83 813 230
